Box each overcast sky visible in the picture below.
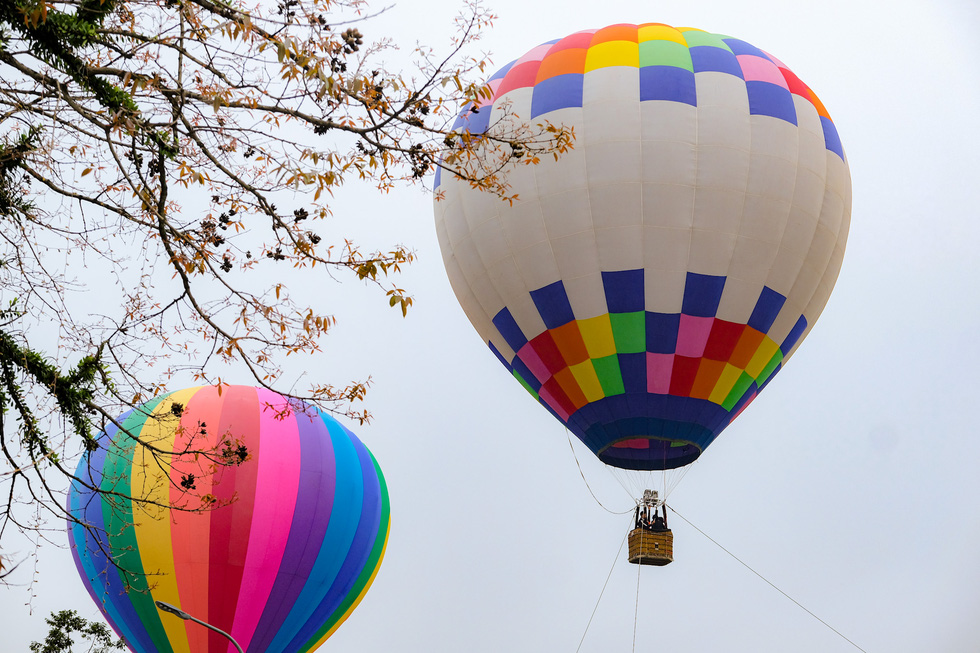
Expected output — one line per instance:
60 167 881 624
3 1 979 652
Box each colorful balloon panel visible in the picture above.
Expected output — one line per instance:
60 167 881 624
434 24 851 470
68 386 390 653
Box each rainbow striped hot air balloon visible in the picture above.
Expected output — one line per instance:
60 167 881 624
434 24 850 473
68 385 389 653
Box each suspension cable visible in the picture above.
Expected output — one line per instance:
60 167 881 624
632 549 642 653
565 429 633 515
575 530 628 653
667 505 867 653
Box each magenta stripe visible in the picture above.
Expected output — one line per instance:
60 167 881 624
736 54 788 88
230 389 302 649
247 408 336 652
647 353 675 394
517 342 552 383
675 315 713 357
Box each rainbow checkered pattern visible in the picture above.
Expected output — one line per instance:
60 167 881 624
438 24 843 185
434 24 849 471
489 271 801 470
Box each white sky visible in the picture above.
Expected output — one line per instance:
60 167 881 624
3 1 980 652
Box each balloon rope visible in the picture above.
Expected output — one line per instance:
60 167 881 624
575 528 628 653
665 463 694 500
565 429 633 515
632 553 642 653
667 505 868 653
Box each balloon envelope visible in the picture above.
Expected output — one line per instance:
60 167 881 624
68 385 389 653
434 24 850 470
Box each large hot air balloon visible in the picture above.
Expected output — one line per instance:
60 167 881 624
68 385 389 653
434 25 849 480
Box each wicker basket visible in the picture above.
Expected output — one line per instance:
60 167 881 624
627 527 673 566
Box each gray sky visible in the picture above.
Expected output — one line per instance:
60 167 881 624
3 1 979 652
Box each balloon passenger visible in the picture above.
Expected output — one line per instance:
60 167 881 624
634 503 668 532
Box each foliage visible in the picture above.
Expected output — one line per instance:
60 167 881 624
0 0 572 571
29 610 125 653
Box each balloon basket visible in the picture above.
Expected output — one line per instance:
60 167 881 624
627 527 673 566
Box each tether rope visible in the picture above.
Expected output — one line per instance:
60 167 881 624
632 549 642 653
562 434 863 652
565 429 633 515
667 505 868 653
575 530 628 653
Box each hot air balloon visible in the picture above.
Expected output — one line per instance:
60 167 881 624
434 24 850 563
68 385 389 652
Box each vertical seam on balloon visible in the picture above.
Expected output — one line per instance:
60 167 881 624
68 431 145 653
229 387 301 651
205 387 261 652
304 520 390 652
726 65 755 285
684 44 699 288
246 402 335 653
295 441 389 653
135 388 197 653
170 385 220 653
533 113 561 333
451 161 494 357
92 419 159 653
782 127 835 360
105 396 175 653
634 52 646 338
798 143 849 328
795 186 846 352
264 417 362 653
766 109 804 283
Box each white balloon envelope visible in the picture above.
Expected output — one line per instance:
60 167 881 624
434 24 850 472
